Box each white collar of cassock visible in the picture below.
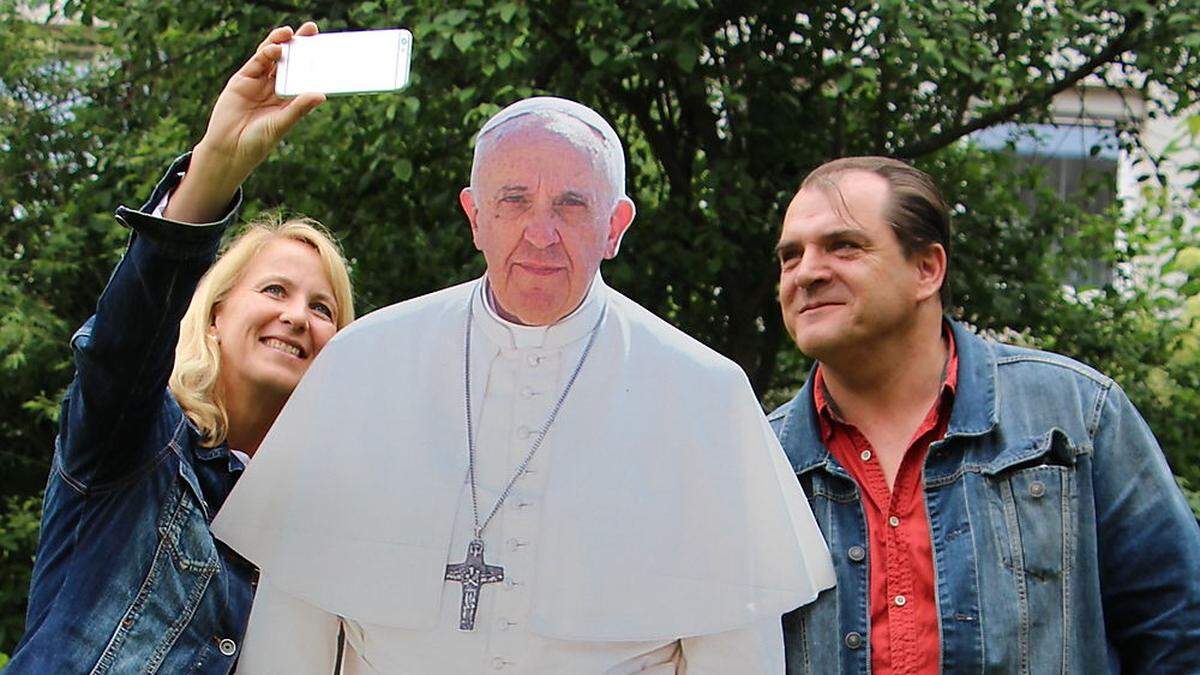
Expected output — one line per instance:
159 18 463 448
477 273 605 350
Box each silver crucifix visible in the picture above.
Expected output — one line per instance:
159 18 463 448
444 538 505 631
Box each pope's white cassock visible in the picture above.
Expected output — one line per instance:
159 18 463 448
212 274 835 674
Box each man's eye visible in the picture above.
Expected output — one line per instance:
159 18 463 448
831 241 859 252
500 195 526 204
556 197 586 207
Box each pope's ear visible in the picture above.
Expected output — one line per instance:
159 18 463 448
459 188 482 247
605 197 636 259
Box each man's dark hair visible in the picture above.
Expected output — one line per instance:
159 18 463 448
800 156 952 306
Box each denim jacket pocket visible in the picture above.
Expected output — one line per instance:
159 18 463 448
976 429 1079 674
982 429 1078 580
92 468 221 675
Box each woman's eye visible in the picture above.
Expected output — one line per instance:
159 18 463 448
263 284 286 296
312 303 334 320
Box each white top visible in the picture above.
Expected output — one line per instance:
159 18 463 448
213 276 835 673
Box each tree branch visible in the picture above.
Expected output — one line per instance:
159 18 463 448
894 11 1147 160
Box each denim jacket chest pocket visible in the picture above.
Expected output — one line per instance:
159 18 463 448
979 429 1080 580
95 443 222 674
968 428 1083 674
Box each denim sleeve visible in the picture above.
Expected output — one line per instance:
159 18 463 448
1092 383 1200 671
56 153 242 491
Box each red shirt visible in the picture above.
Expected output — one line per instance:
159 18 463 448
813 331 958 675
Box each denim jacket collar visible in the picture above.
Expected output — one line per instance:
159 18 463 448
779 318 999 476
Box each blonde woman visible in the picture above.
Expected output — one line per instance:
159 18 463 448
8 23 349 674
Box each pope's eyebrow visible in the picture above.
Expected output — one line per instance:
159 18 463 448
497 184 529 193
557 190 590 203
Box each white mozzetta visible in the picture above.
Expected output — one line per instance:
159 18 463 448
213 275 835 673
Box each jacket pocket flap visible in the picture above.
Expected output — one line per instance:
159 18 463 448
982 428 1078 476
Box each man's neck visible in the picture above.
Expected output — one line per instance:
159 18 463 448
818 310 948 431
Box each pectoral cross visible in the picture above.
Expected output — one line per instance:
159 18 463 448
444 538 505 631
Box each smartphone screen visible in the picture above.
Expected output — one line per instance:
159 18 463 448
276 28 413 97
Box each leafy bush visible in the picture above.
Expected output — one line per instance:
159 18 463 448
0 495 41 655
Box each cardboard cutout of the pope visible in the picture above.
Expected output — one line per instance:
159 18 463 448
212 97 836 674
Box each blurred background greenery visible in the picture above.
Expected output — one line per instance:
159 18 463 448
2 0 1199 658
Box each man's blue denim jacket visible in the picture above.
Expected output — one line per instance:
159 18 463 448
8 156 256 674
769 320 1200 674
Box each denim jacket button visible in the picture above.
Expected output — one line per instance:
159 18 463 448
217 638 237 656
844 631 864 649
847 545 866 562
1029 480 1047 498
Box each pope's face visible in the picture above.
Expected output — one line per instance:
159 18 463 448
460 123 633 326
776 171 936 360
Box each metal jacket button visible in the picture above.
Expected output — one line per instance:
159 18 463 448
847 545 866 562
844 631 864 649
218 638 237 656
1029 480 1047 498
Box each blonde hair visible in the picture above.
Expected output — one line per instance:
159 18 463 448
169 215 355 447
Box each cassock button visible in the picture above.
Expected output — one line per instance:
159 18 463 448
507 538 527 551
492 657 510 669
217 638 237 657
504 578 521 590
497 618 518 630
516 426 532 439
526 354 542 367
847 545 866 562
844 632 864 649
520 386 538 399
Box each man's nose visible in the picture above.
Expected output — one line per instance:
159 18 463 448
791 247 832 291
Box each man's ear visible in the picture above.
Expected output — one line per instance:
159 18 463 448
605 197 636 258
459 187 482 250
913 242 947 303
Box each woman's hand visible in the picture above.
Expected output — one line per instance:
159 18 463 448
165 22 325 223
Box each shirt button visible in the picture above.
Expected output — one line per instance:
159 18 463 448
1029 481 1046 498
217 638 237 656
888 515 900 527
894 595 907 607
847 545 866 562
860 450 872 461
844 631 864 649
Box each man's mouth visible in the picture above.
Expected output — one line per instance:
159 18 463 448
262 337 305 358
799 302 841 315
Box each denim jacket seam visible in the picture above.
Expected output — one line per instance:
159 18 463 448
994 353 1113 388
1086 380 1113 444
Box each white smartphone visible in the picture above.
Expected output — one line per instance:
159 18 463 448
275 28 413 97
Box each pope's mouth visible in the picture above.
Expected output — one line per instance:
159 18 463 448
798 302 842 316
261 337 306 359
514 263 566 277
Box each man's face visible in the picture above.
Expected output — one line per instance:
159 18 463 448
776 171 940 360
460 122 634 325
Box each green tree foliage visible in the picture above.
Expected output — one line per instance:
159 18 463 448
2 0 1199 649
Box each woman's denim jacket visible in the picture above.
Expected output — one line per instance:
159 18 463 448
769 320 1200 674
8 157 256 675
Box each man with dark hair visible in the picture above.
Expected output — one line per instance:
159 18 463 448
768 156 1200 673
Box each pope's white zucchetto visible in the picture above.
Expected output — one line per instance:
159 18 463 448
472 96 627 199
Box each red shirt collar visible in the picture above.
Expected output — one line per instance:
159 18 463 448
813 323 959 441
